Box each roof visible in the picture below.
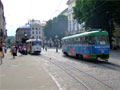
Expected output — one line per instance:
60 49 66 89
62 30 108 40
60 8 68 15
67 0 75 5
19 25 30 28
26 39 42 42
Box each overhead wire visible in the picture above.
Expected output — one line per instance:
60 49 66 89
49 0 64 19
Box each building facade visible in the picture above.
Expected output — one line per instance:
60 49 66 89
16 20 45 45
0 0 6 42
66 0 85 35
30 23 44 40
60 8 68 16
16 26 30 45
28 20 44 40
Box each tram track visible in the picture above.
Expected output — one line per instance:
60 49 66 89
98 62 120 72
40 55 91 90
37 53 115 90
43 51 120 72
50 51 120 72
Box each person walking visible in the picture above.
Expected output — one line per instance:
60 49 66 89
19 46 23 56
44 41 48 51
4 46 7 53
12 46 17 59
0 45 4 65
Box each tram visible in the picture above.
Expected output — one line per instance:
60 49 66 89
62 30 110 61
26 39 42 54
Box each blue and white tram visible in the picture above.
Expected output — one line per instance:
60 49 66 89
62 30 110 61
26 39 42 54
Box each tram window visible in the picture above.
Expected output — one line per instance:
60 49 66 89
70 39 72 45
88 36 96 45
70 39 73 45
67 40 69 45
63 40 65 45
62 41 64 45
73 38 77 45
84 37 88 45
97 35 109 45
77 38 80 45
77 38 79 45
80 37 83 45
75 38 79 45
32 41 41 46
64 40 66 45
69 39 71 45
68 39 70 45
65 40 67 45
75 38 78 45
66 40 68 45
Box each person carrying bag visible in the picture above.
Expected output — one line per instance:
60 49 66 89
0 45 4 65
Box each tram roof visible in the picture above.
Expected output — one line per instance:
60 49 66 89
26 39 42 42
62 31 108 40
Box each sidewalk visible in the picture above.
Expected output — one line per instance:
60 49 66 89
0 50 59 90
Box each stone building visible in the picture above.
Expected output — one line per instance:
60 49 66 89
66 0 85 35
28 19 44 40
0 0 6 42
16 19 45 45
16 26 30 45
60 8 68 16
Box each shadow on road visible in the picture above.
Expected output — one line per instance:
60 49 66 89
62 54 120 70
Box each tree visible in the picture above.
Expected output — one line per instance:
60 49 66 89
73 0 120 48
44 15 68 40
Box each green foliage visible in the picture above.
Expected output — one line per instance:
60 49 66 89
73 0 120 48
74 0 120 28
44 15 68 40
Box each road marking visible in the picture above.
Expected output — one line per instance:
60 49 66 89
33 57 63 90
43 65 63 90
10 64 19 67
0 74 6 77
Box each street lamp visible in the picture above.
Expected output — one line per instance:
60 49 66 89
55 35 59 52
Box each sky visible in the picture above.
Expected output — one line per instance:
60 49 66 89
1 0 68 36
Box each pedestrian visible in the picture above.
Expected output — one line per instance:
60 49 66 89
4 46 7 53
45 45 47 51
55 41 59 52
12 46 17 59
0 45 4 65
19 46 23 56
42 44 45 50
45 43 47 51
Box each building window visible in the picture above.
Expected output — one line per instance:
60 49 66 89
24 32 26 34
39 31 40 34
32 36 34 39
37 36 38 39
36 31 38 34
32 31 34 34
32 28 34 30
36 28 38 30
39 36 41 39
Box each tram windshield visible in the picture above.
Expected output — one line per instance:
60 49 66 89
97 35 109 45
32 41 41 46
88 36 97 45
